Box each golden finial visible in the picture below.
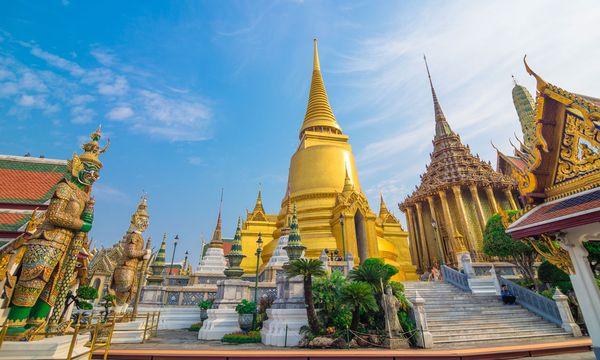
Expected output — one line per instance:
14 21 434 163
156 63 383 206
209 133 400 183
523 55 547 91
313 38 320 71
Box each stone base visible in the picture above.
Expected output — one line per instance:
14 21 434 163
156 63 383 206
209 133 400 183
198 308 240 340
110 319 149 344
261 308 308 347
383 337 410 349
0 334 89 359
137 306 201 330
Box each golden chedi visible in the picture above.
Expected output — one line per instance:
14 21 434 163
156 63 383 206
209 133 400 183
241 40 417 281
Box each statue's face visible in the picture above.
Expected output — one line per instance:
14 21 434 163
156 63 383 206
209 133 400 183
135 215 149 232
77 162 100 186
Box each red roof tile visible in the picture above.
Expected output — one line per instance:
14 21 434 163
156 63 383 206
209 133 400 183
0 212 29 232
0 157 67 205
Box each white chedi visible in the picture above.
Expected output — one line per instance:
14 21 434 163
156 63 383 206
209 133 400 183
197 246 228 275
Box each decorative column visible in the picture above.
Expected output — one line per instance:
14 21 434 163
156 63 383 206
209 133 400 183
504 188 518 210
553 288 582 336
414 202 432 268
469 184 487 235
558 226 600 358
484 186 499 214
426 196 449 264
437 190 458 255
405 206 421 271
412 291 433 349
451 185 477 253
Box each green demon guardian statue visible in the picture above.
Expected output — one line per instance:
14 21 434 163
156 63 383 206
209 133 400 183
2 128 108 337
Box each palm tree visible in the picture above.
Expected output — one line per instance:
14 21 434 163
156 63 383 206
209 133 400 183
349 258 398 294
340 281 378 331
285 258 326 334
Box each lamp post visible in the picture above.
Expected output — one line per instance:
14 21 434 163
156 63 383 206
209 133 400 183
252 233 263 330
339 214 349 275
431 221 445 267
169 234 179 280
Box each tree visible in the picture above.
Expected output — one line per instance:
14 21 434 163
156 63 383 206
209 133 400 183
584 241 600 275
340 281 378 331
285 258 326 334
538 260 572 293
348 258 398 293
483 212 538 285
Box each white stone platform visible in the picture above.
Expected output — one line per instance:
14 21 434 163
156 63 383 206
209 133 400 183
137 306 201 330
261 308 307 347
0 334 89 359
111 318 150 343
197 308 240 340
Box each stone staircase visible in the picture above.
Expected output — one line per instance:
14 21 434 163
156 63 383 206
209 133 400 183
403 281 573 348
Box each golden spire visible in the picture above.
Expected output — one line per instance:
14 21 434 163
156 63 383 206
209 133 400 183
342 166 353 193
208 188 224 249
252 189 265 215
424 55 454 139
378 193 388 217
299 39 342 139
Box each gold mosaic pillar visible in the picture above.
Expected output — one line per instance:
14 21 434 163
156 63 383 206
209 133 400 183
437 190 458 256
405 206 421 271
469 184 487 233
452 185 476 252
504 188 518 210
415 202 432 268
485 186 499 214
427 195 449 263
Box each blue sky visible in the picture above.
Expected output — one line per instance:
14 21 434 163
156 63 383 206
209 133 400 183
2 1 600 267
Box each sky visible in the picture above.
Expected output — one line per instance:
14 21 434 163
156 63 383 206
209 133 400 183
2 0 600 268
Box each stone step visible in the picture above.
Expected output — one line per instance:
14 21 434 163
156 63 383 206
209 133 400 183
424 305 524 313
429 323 561 335
433 332 571 344
427 313 539 323
426 309 532 318
428 318 551 331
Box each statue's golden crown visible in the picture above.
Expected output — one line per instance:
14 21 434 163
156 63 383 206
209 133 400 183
68 126 109 177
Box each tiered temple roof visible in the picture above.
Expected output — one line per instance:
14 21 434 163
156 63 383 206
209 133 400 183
402 58 515 206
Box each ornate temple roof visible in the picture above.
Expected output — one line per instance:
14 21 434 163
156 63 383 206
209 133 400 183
378 194 400 225
0 212 30 232
299 39 342 139
0 155 67 206
401 59 515 207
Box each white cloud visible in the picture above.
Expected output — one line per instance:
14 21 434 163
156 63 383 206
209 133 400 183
0 35 214 141
97 76 128 96
93 184 129 204
107 106 134 120
30 46 85 77
71 105 95 124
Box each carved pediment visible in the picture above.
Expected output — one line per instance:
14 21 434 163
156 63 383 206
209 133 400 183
554 111 600 185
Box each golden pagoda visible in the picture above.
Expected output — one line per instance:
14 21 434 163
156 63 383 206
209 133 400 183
399 57 519 271
240 40 417 281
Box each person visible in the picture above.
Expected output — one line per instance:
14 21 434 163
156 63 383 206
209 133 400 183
501 284 516 305
420 268 431 282
430 264 441 282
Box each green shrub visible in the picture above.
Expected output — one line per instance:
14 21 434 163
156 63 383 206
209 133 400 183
222 331 261 343
78 300 93 310
235 299 256 315
76 286 98 301
538 260 572 293
198 299 213 310
189 322 202 331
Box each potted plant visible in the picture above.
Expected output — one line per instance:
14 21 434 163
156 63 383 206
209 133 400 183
235 299 256 332
198 299 213 322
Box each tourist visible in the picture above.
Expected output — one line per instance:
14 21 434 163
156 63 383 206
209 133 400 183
500 285 516 305
421 268 431 282
430 265 441 282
